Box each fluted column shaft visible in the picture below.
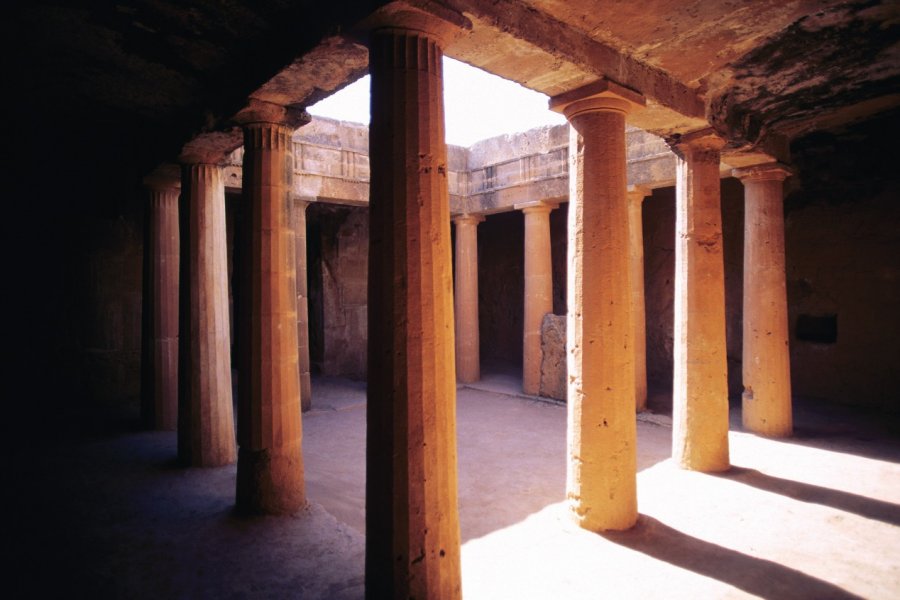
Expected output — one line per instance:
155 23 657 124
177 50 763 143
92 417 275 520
735 164 793 437
551 81 644 532
672 131 730 472
142 186 180 430
627 186 650 412
520 202 555 396
453 214 482 383
366 26 462 600
294 198 313 411
178 163 236 467
236 122 305 515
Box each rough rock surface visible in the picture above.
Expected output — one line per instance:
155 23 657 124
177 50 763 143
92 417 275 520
540 313 566 401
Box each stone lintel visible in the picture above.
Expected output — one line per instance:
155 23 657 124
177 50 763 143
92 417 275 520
732 162 793 182
354 1 472 46
549 78 646 119
234 98 311 129
514 200 559 213
178 129 244 165
672 127 727 151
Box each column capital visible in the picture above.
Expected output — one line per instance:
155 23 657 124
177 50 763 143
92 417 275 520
669 128 726 165
143 163 181 192
549 79 645 121
515 200 559 215
732 162 792 183
357 1 471 47
452 212 485 225
233 99 311 129
626 185 651 204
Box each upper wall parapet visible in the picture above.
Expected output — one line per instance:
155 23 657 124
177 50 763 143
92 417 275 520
225 115 743 213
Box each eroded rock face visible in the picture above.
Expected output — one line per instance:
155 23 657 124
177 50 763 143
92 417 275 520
706 1 900 148
539 313 566 401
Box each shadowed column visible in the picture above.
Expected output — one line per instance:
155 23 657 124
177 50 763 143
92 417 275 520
365 7 468 598
178 162 236 467
142 180 180 431
551 80 645 532
453 213 483 384
294 198 313 411
236 112 306 515
734 163 793 437
672 129 730 472
518 201 556 396
627 185 650 412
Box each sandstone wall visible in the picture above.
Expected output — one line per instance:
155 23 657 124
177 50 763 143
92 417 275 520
785 189 900 410
309 205 368 380
539 314 566 400
67 202 144 413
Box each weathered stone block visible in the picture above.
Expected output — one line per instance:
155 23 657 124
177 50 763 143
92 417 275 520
539 313 566 401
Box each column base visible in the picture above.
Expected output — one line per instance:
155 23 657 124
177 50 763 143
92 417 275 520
236 444 306 515
567 497 638 532
742 389 793 438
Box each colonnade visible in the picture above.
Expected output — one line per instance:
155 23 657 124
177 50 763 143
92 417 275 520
446 111 795 533
139 4 794 595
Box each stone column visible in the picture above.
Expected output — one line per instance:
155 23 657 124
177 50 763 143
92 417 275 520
366 8 467 598
453 213 483 383
235 105 307 515
518 200 556 396
734 163 793 437
671 129 730 472
177 162 236 467
294 198 313 412
627 185 650 413
142 180 180 431
550 80 645 532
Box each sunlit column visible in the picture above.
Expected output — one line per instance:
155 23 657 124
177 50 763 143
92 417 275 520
672 129 730 472
453 213 483 383
518 200 556 396
627 185 650 412
551 80 645 531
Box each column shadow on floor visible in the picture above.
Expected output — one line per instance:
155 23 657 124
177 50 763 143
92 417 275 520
601 515 862 600
714 466 900 527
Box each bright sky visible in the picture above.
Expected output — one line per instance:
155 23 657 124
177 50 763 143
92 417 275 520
307 57 567 147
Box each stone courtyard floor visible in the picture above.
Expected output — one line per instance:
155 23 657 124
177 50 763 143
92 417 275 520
15 373 900 599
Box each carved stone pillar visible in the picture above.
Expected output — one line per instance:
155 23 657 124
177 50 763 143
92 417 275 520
235 104 308 515
734 163 793 437
178 162 236 467
453 213 483 383
627 185 650 412
142 178 180 431
365 6 468 598
672 129 730 472
518 201 556 396
551 80 645 531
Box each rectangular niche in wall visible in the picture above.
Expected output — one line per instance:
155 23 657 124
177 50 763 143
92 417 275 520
796 314 838 344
